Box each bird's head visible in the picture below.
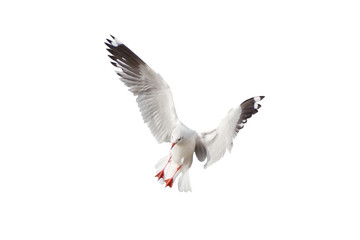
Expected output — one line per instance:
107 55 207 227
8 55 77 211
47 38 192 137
171 135 184 149
171 124 194 149
171 126 186 149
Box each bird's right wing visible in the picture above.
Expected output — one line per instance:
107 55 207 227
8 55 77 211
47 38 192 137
105 36 180 143
197 96 264 168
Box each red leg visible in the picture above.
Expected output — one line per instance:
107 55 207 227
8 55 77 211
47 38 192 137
164 165 181 188
155 156 172 180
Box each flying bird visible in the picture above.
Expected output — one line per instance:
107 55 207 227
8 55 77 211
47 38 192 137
105 35 265 192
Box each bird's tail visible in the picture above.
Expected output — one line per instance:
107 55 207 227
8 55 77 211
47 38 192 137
155 155 191 192
155 155 169 171
155 155 180 184
178 170 192 192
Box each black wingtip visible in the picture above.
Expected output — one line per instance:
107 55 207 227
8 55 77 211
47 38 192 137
110 61 118 67
110 34 115 39
260 96 265 100
104 42 112 49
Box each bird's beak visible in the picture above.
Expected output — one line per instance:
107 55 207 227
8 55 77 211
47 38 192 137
171 142 176 149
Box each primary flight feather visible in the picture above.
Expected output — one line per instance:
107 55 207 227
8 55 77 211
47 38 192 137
105 35 264 192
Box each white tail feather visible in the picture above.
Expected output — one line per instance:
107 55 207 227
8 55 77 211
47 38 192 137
164 161 180 180
155 155 169 171
155 156 191 192
178 170 192 192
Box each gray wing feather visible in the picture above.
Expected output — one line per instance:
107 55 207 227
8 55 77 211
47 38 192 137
106 36 179 143
200 96 265 168
195 137 207 162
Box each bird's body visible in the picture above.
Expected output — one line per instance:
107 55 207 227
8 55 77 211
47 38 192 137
155 124 196 190
170 125 196 167
105 36 265 192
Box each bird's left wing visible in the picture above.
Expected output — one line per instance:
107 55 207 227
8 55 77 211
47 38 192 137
105 36 179 143
198 96 265 168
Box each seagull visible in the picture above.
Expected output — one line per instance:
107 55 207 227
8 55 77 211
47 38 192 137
105 35 265 192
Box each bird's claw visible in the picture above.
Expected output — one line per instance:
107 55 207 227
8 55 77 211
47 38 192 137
155 170 165 180
164 178 174 188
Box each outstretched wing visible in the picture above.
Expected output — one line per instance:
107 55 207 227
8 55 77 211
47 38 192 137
105 36 179 143
198 96 265 168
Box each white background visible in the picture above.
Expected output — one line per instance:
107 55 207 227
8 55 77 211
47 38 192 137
1 0 359 239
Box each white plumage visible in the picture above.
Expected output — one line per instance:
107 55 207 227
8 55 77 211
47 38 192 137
106 36 265 192
117 63 178 143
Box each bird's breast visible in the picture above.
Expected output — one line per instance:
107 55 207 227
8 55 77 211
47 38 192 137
170 141 195 165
